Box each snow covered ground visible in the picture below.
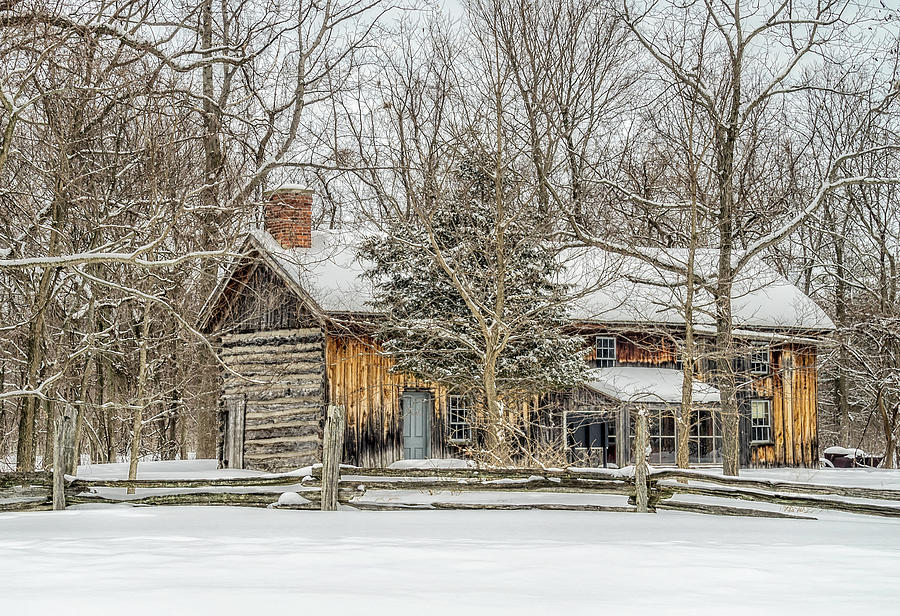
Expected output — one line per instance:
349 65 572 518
1 460 899 615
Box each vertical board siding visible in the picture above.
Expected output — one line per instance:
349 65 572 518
795 347 818 466
326 333 450 467
211 259 319 334
212 259 823 469
749 344 818 468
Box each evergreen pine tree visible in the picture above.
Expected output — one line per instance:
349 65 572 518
361 150 586 462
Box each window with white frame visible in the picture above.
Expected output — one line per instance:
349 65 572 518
673 349 684 371
595 336 616 368
447 394 472 441
751 399 772 443
750 345 771 375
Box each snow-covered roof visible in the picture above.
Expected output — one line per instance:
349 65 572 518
235 229 833 332
564 248 834 331
584 367 721 405
823 446 868 458
247 228 374 314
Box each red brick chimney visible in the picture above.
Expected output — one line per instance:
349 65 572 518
263 186 313 249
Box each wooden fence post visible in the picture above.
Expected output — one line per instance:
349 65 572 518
321 404 346 512
634 409 649 513
53 406 76 511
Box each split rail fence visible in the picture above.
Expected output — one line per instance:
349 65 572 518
4 466 900 520
4 405 900 519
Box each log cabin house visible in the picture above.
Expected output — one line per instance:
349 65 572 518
199 188 835 472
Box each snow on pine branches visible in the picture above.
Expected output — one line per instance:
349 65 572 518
361 151 586 460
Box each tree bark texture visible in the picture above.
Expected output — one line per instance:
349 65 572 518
634 410 649 513
127 307 151 494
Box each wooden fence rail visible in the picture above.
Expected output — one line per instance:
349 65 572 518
3 466 900 519
651 469 900 501
0 472 80 512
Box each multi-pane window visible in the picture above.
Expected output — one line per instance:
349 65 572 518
750 345 771 375
595 336 616 368
645 409 676 465
447 394 472 442
633 408 723 465
751 399 772 443
691 409 722 464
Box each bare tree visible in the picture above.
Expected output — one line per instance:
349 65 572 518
0 0 390 470
562 0 900 474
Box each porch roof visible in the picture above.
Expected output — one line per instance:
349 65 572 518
583 367 721 405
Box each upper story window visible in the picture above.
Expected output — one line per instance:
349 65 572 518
595 336 616 368
673 345 684 371
750 345 771 375
750 399 772 443
447 394 472 442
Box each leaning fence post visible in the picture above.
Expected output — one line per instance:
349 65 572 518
634 409 649 513
53 406 76 511
321 404 346 512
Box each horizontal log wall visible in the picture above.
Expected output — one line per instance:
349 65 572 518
209 258 822 470
221 328 326 472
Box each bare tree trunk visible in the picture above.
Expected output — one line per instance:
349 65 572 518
178 403 188 461
0 365 4 456
481 354 509 464
70 356 92 474
16 312 45 471
716 58 741 475
194 0 225 461
833 233 851 445
878 390 897 469
634 410 649 513
677 122 701 469
677 290 696 468
127 306 151 494
42 396 53 470
716 272 741 476
95 351 115 464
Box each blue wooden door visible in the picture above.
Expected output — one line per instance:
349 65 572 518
402 391 432 459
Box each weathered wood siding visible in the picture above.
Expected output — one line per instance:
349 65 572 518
325 333 453 467
210 259 315 334
210 260 329 473
208 254 822 470
750 345 818 468
585 330 820 468
220 328 326 473
585 332 678 367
